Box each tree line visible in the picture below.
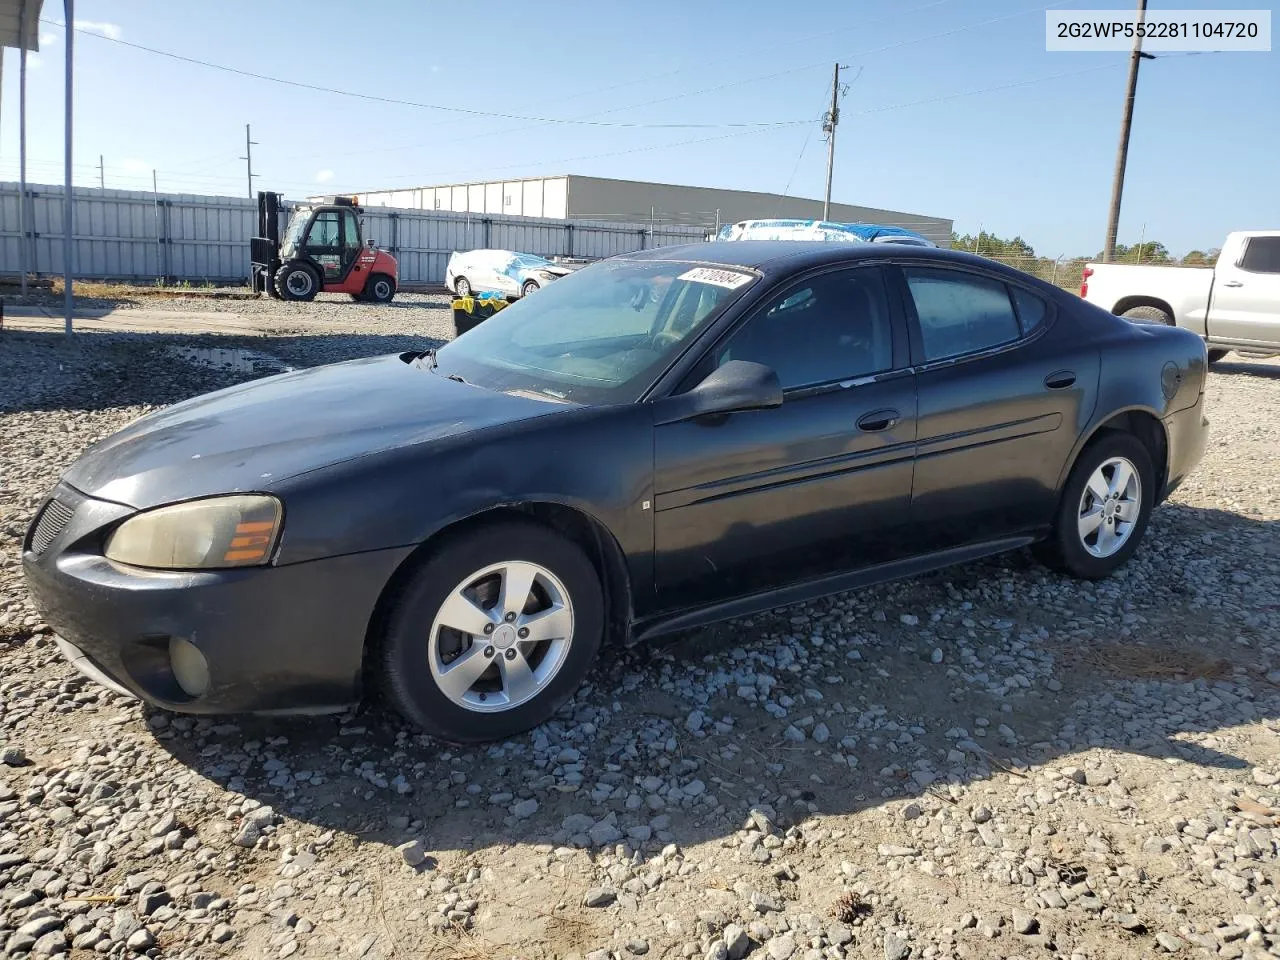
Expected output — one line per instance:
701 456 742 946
951 231 1220 266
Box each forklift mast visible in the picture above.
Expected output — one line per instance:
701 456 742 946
249 191 282 294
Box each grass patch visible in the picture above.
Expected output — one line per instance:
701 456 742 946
1071 642 1233 682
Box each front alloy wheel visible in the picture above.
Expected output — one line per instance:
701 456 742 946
429 561 574 712
380 520 604 742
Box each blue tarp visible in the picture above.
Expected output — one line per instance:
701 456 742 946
716 218 933 246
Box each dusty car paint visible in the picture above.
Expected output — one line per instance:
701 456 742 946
24 242 1209 716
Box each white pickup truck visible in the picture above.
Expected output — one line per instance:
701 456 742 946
1081 230 1280 363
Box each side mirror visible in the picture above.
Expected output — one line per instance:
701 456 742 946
654 360 783 425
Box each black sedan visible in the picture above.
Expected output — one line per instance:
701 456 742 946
23 242 1210 742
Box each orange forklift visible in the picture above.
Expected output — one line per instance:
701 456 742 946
251 192 399 303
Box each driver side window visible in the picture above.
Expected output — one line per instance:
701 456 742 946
714 267 894 390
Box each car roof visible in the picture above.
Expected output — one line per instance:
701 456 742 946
620 240 1002 277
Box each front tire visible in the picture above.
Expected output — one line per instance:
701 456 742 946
1034 432 1155 580
365 273 396 304
521 279 540 298
1121 305 1172 326
380 521 604 743
275 262 319 302
454 276 472 297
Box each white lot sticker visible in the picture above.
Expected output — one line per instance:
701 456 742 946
678 266 754 290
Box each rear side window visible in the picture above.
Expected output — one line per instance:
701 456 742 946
904 268 1020 361
1239 237 1280 274
1011 287 1047 333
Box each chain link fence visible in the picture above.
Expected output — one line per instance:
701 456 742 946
967 255 1091 293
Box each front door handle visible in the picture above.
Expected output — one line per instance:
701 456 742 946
857 408 900 432
1222 280 1244 288
1044 370 1076 390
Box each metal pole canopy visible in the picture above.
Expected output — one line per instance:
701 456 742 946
17 0 29 295
62 0 74 336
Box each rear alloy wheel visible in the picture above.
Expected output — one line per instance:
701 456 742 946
1034 432 1154 579
521 279 540 298
365 273 396 304
380 521 603 743
275 262 319 302
454 276 472 297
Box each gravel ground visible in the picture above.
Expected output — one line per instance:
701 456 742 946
1 293 1279 960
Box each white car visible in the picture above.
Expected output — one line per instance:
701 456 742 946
444 249 576 299
1081 230 1280 362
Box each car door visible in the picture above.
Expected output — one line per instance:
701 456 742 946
1207 236 1280 347
651 265 917 612
896 264 1099 554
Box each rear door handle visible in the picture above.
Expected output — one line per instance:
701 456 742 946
1222 280 1243 288
857 409 900 432
1044 370 1076 390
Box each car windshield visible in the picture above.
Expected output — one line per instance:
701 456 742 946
279 208 312 258
511 253 553 269
433 258 756 404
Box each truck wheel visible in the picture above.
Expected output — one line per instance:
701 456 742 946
454 276 472 297
275 262 319 302
1121 305 1172 326
379 520 604 743
365 273 396 304
1207 349 1229 364
1033 431 1154 581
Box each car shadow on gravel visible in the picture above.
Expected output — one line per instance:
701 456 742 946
0 329 445 413
1210 361 1280 381
145 502 1278 864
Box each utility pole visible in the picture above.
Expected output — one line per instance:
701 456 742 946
822 63 843 222
1102 0 1154 262
240 123 258 199
98 154 104 190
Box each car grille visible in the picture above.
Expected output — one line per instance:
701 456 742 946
30 498 74 555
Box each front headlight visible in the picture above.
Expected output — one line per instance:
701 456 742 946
104 495 283 570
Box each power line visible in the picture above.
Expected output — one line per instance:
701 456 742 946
38 19 810 130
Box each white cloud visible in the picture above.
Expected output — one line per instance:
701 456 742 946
314 170 334 183
121 158 151 174
74 20 123 40
39 31 57 45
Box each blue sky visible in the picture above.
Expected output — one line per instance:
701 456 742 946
1 0 1275 256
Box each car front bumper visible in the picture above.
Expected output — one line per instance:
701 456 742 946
22 483 413 715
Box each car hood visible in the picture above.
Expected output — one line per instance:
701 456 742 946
62 353 558 508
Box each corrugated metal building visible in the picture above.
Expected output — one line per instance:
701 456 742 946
354 175 952 246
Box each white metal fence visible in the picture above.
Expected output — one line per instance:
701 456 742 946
0 183 708 286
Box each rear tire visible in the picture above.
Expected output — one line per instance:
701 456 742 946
1033 432 1155 580
365 273 396 304
380 520 604 743
1207 348 1229 364
1121 305 1172 326
521 279 540 298
454 276 472 298
275 262 319 302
